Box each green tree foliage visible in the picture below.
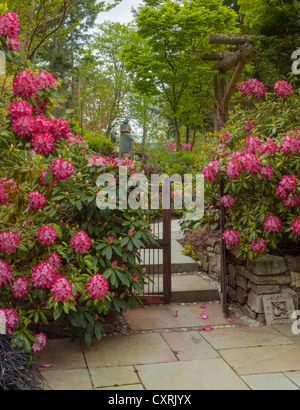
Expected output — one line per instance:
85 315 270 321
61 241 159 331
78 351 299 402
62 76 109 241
121 0 239 149
238 0 300 84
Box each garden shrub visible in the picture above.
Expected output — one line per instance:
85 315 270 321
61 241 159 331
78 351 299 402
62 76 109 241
0 7 155 352
201 78 300 261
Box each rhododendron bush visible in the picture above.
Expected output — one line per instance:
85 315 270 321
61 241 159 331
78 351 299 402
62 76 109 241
0 8 155 352
201 78 300 261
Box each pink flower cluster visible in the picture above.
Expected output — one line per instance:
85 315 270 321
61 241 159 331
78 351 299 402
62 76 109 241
223 229 240 246
279 134 300 155
0 231 19 254
12 276 29 298
220 195 235 208
27 191 46 210
0 178 17 204
0 259 13 286
0 11 20 51
263 215 282 233
163 141 191 151
13 69 56 99
0 307 18 334
51 276 73 302
31 332 47 353
70 231 91 254
274 81 293 99
46 252 61 269
31 262 57 289
244 120 254 133
86 273 109 300
276 175 297 199
37 225 57 246
67 133 86 145
217 132 232 144
291 218 300 236
238 78 268 99
251 237 266 253
201 160 220 182
49 158 74 182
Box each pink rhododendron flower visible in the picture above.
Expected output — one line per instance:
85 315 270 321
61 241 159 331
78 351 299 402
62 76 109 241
238 78 268 99
35 71 56 89
30 132 56 155
202 325 213 332
31 262 57 289
37 225 57 246
283 193 300 208
259 138 278 155
12 276 29 298
112 260 118 267
172 310 178 317
291 218 300 236
8 100 33 118
200 302 206 309
51 276 73 302
46 252 61 268
279 135 300 155
128 229 134 237
275 175 297 199
226 160 243 178
13 69 36 98
39 170 51 187
0 231 19 254
70 231 91 254
245 136 261 153
201 311 209 319
260 164 274 180
133 271 139 279
0 178 17 204
49 158 74 182
263 215 282 233
217 132 232 143
86 273 109 300
34 116 53 133
6 35 21 51
0 308 18 335
285 129 300 140
223 229 240 246
0 259 13 286
0 11 20 38
220 194 235 208
51 118 70 139
202 160 220 182
27 191 46 210
240 152 262 174
251 237 267 253
244 119 254 133
107 236 114 244
31 332 47 353
11 115 36 138
274 81 293 98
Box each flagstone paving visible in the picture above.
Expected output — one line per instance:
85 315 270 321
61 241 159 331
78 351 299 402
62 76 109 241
36 302 300 390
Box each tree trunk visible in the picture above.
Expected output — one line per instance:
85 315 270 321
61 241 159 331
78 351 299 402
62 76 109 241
185 125 190 144
174 117 181 150
209 33 259 45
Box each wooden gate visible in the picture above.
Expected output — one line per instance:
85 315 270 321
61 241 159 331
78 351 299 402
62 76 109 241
140 208 172 304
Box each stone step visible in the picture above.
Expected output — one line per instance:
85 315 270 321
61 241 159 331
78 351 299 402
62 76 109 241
144 274 220 303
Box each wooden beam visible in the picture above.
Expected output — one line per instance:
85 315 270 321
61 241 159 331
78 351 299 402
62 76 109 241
209 33 259 45
185 50 236 61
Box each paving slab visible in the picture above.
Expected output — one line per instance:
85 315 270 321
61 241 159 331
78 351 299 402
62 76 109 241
35 339 86 371
42 369 93 390
241 373 299 390
89 366 140 389
284 371 300 387
161 331 219 361
136 358 249 390
201 326 293 350
272 323 300 346
97 384 144 390
219 344 300 375
123 302 241 331
83 333 177 368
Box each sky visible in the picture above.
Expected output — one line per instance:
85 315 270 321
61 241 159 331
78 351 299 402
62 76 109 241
96 0 143 25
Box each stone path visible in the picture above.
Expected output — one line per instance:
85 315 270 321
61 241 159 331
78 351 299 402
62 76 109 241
36 302 300 390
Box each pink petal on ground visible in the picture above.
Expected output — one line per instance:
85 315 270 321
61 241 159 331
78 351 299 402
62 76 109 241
202 325 213 332
172 310 178 317
41 363 52 368
200 302 206 309
228 318 233 323
201 311 209 320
